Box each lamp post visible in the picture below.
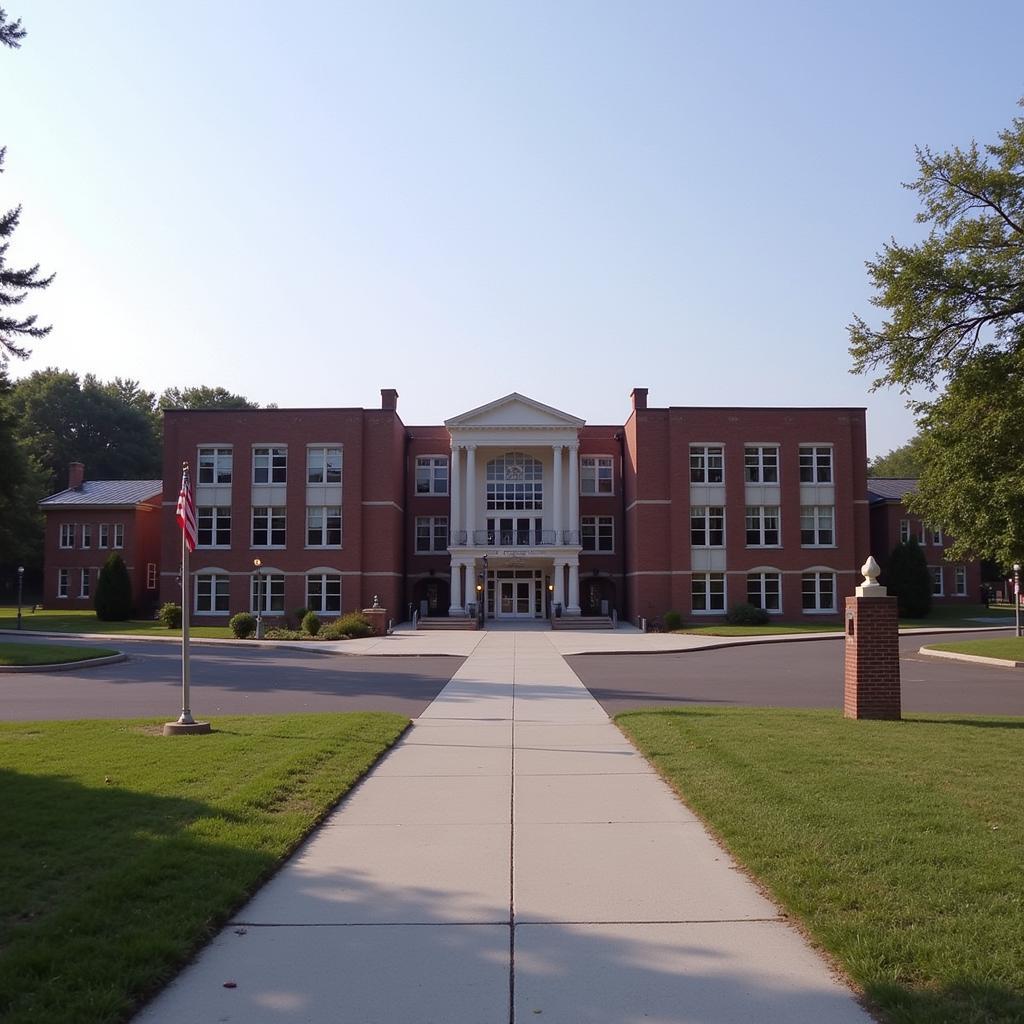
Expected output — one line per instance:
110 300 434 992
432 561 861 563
1014 563 1021 638
253 558 264 639
16 566 24 630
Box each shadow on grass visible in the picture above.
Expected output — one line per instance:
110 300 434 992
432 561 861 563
0 769 279 1024
905 717 1024 730
865 979 1024 1024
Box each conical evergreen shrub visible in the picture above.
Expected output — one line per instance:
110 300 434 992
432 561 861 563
885 538 932 618
95 552 133 620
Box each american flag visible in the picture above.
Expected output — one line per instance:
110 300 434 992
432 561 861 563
176 462 198 553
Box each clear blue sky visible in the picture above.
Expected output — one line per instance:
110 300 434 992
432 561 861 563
4 0 1022 456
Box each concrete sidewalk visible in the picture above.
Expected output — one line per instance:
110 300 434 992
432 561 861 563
135 632 871 1023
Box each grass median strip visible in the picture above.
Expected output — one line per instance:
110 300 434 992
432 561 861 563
0 712 408 1024
0 607 231 639
925 637 1024 662
0 642 119 666
617 706 1024 1024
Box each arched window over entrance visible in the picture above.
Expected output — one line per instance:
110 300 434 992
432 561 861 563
486 452 543 511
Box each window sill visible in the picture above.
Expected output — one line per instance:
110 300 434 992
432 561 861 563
801 544 837 549
803 608 838 615
251 545 287 550
305 545 343 550
691 609 726 616
194 610 230 617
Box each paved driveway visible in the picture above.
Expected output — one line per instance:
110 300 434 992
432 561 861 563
569 630 1024 717
0 638 462 720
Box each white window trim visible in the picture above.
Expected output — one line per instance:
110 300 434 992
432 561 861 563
57 568 69 598
194 570 231 616
745 505 781 548
931 565 944 597
251 569 285 614
305 444 344 485
798 443 834 483
113 523 124 549
746 569 783 614
305 571 343 614
197 445 234 485
98 524 110 549
690 506 725 548
743 444 780 484
691 571 726 615
59 524 75 549
79 569 90 599
580 514 615 554
197 506 232 549
81 524 91 549
415 515 449 554
689 444 725 484
251 443 288 485
251 506 287 549
954 566 968 597
899 519 910 543
305 505 343 549
415 454 450 496
801 569 837 614
580 455 615 496
800 505 836 548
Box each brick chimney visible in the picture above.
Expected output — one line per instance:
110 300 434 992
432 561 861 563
630 388 648 411
381 388 399 412
68 462 85 491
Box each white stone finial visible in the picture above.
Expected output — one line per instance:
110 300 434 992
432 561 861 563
856 555 887 597
372 594 380 608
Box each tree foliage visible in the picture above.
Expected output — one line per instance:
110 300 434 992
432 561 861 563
0 8 53 366
885 539 932 619
9 369 161 495
868 435 927 478
850 101 1024 563
95 552 133 621
158 386 260 410
0 368 45 566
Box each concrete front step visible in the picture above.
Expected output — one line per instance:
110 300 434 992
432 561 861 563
416 618 480 630
551 616 615 630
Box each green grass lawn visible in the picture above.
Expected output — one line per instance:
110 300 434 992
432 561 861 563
0 712 408 1024
0 606 232 639
0 642 119 666
617 707 1024 1024
926 637 1024 662
679 623 842 636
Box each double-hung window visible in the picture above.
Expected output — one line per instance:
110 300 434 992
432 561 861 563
800 506 834 546
580 456 614 495
81 524 91 549
306 573 342 613
307 446 342 484
581 515 614 552
57 568 69 598
415 516 449 553
744 446 778 483
252 506 286 547
253 447 287 484
690 506 724 546
198 506 232 547
690 446 724 484
196 574 230 613
198 447 232 484
799 446 832 483
931 529 944 546
59 524 74 549
745 506 780 546
801 571 835 612
747 571 781 612
99 524 109 548
415 457 449 495
899 520 911 543
954 566 967 596
307 506 342 547
79 569 90 599
113 523 124 549
692 572 725 613
251 573 285 613
931 566 944 596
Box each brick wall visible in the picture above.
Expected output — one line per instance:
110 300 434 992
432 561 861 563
843 595 901 720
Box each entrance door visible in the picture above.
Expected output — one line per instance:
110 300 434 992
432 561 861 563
498 580 534 617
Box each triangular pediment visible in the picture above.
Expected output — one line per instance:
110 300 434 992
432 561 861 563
445 393 584 429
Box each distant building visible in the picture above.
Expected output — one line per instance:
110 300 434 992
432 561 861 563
867 478 982 603
38 462 162 612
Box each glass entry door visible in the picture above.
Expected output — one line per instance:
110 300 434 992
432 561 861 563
498 580 533 617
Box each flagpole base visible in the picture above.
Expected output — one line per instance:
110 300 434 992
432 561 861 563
163 720 212 736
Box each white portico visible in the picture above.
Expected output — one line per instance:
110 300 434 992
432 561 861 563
445 393 584 618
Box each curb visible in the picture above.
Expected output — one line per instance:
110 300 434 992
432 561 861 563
918 646 1023 669
0 653 127 674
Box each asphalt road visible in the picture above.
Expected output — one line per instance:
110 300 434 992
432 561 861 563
569 630 1024 717
0 638 463 721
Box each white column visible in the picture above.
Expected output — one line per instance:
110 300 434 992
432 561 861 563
465 444 477 542
552 444 563 543
449 559 464 615
553 559 566 611
568 442 580 544
449 442 461 542
567 560 581 615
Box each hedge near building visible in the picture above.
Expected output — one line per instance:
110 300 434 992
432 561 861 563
95 553 133 620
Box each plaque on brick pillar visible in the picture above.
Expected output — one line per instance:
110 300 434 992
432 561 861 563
844 556 901 720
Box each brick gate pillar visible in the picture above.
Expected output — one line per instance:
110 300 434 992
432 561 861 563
844 556 901 720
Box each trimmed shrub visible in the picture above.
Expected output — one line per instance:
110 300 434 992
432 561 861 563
94 553 133 621
229 612 257 639
885 539 932 618
302 611 321 636
726 602 770 626
291 607 309 628
264 627 304 640
321 612 374 640
158 602 182 629
662 610 684 631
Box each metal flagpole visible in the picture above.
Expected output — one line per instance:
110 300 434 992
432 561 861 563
178 526 195 725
